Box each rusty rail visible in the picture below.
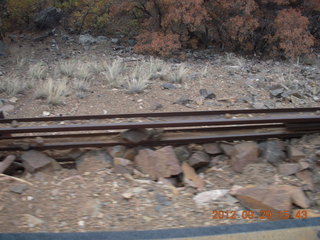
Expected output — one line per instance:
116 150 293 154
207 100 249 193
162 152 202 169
0 107 319 123
0 108 319 151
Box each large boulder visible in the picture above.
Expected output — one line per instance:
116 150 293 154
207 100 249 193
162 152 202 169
34 7 63 29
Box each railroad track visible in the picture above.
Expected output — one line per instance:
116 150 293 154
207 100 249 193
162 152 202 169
0 107 319 151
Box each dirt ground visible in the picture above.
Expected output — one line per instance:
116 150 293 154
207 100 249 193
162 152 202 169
0 30 319 233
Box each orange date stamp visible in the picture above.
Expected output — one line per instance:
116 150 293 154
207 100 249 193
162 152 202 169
212 210 308 220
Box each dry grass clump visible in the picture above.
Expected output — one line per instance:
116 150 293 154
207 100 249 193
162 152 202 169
90 60 109 74
15 56 28 69
0 75 32 96
74 63 92 81
225 53 246 68
35 78 69 105
56 60 79 78
169 64 188 83
28 62 47 80
140 57 170 80
102 60 125 87
126 65 150 94
73 79 91 92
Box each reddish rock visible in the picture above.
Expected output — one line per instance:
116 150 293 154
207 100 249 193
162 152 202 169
298 160 311 170
182 162 204 190
21 150 57 173
188 151 210 169
219 143 235 156
122 148 137 161
278 163 300 176
134 146 181 180
288 186 311 208
155 146 182 175
232 185 310 220
210 155 223 166
296 170 314 191
0 155 16 173
287 146 305 162
231 142 259 173
203 143 222 155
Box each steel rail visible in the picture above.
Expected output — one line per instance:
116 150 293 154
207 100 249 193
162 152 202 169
0 107 319 123
0 131 308 151
0 123 285 140
0 115 319 134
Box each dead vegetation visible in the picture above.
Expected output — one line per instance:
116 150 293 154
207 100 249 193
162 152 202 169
35 78 69 105
0 53 192 104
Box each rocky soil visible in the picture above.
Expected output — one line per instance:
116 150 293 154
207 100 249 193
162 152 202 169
0 29 319 118
0 29 319 233
0 132 320 233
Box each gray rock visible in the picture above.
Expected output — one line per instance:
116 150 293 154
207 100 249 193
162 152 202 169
0 104 14 113
269 84 285 98
121 128 150 144
155 192 171 206
174 146 191 162
199 89 216 99
252 102 267 109
9 184 28 194
21 150 55 173
259 140 286 166
107 145 127 158
96 36 108 43
113 157 133 174
79 34 97 46
34 7 62 29
76 150 112 173
175 96 192 105
188 151 211 169
161 83 176 90
128 39 136 46
150 103 163 110
111 38 120 44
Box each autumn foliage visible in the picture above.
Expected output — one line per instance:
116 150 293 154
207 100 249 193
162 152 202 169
270 8 315 58
0 0 320 59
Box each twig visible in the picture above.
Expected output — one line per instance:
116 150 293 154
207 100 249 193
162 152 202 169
0 173 34 186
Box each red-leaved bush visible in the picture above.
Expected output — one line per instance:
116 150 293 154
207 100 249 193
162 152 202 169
269 8 315 58
134 31 181 56
1 0 319 58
